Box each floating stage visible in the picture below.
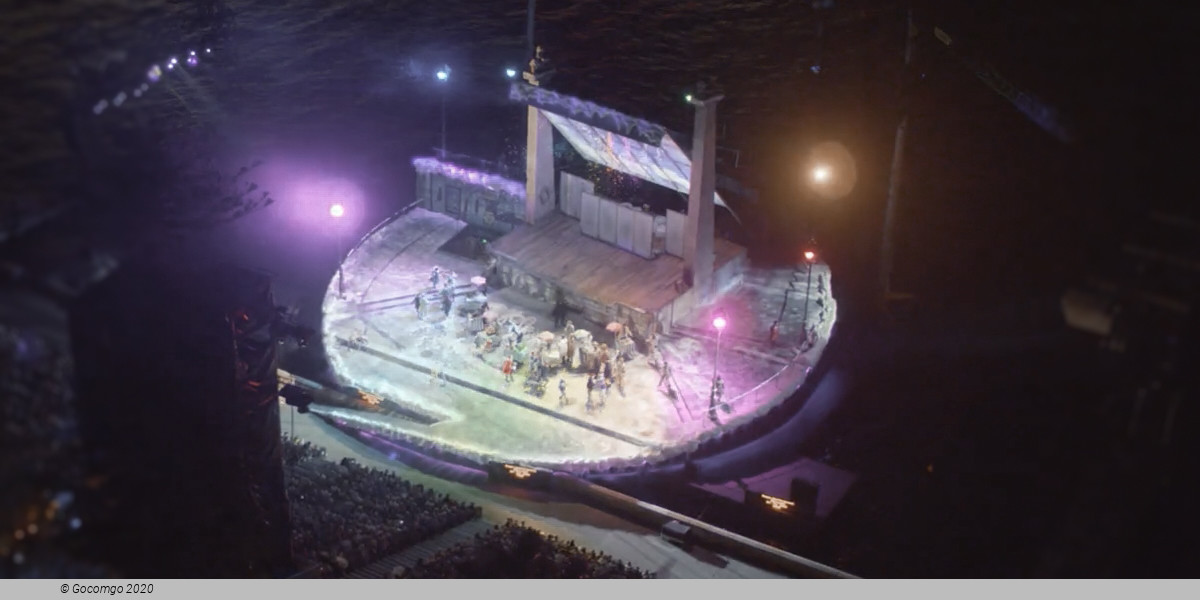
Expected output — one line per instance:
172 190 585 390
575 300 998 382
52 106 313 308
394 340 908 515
315 82 838 488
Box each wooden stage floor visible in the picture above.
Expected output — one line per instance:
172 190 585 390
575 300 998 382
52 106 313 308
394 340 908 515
488 213 745 313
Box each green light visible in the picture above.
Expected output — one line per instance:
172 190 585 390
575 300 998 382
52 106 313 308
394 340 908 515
684 93 693 103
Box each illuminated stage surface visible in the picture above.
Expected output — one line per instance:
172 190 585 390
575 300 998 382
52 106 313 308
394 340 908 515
320 208 836 470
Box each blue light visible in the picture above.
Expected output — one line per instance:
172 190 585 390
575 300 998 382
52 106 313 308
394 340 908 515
435 68 449 81
505 68 517 79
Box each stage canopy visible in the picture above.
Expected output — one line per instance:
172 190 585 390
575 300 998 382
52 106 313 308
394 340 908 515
511 83 733 214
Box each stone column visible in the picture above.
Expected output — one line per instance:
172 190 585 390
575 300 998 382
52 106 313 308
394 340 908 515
525 106 556 224
684 94 723 299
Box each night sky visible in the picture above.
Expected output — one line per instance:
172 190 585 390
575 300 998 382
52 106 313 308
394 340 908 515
2 0 1195 577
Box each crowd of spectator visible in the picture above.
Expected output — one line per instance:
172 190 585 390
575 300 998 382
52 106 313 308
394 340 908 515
1 324 115 578
282 434 326 465
398 519 652 579
283 440 480 577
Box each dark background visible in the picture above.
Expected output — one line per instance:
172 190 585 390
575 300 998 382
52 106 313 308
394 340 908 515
2 0 1196 577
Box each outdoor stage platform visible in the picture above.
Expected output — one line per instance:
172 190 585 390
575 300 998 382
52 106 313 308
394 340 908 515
489 212 747 337
318 208 838 474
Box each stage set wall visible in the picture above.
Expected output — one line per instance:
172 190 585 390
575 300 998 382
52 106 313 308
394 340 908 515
492 249 745 340
415 169 524 234
492 256 658 341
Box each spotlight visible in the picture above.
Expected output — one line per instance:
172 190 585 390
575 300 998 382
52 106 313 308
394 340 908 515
205 47 212 53
147 65 162 82
684 93 693 103
435 67 449 81
505 67 517 79
92 100 108 115
166 63 174 70
186 54 198 67
112 92 127 107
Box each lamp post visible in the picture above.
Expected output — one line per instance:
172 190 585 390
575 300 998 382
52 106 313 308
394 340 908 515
435 66 450 158
330 203 346 298
801 249 816 340
711 312 727 407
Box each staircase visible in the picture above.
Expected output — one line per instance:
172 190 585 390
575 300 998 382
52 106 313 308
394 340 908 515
344 518 496 579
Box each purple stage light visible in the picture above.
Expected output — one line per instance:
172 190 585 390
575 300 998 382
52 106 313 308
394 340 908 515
713 315 727 331
186 54 199 67
166 63 174 70
205 47 212 53
329 203 345 218
147 65 162 82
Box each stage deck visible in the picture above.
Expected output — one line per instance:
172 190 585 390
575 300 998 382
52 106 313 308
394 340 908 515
489 213 746 313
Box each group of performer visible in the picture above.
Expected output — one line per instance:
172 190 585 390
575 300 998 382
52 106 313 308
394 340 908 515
397 265 686 416
413 266 465 320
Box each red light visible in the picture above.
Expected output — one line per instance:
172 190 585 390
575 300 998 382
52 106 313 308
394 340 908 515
804 250 816 262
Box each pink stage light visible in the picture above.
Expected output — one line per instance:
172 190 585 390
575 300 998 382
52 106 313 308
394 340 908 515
713 315 727 331
329 203 345 218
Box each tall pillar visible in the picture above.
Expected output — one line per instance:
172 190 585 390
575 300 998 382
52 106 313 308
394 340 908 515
525 106 556 224
684 94 723 299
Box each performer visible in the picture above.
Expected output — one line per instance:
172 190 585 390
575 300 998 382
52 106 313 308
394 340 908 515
595 376 608 408
769 320 780 345
613 356 626 396
430 266 441 289
501 355 515 383
658 360 672 388
710 375 725 407
558 378 568 407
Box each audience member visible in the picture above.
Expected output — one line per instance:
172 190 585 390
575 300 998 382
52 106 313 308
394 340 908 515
399 519 652 579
